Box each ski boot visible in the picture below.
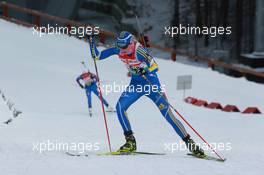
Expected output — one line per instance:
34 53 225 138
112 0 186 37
117 132 137 153
88 108 92 117
183 135 205 158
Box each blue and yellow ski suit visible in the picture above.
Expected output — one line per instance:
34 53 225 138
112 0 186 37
90 40 188 138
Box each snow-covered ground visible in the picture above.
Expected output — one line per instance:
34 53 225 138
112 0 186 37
1 19 264 175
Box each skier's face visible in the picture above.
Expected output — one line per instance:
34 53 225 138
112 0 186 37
121 43 133 52
117 42 129 49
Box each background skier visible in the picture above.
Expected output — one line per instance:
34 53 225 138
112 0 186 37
76 71 114 116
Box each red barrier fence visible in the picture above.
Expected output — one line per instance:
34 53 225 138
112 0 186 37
184 97 262 115
1 1 264 81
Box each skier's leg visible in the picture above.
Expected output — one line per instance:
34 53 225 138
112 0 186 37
116 89 143 134
143 73 188 139
144 74 204 156
86 87 93 116
147 91 188 139
116 88 143 152
91 84 109 107
85 87 92 109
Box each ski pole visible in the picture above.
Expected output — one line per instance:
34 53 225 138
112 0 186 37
135 15 147 48
88 36 112 152
142 75 225 161
131 0 147 48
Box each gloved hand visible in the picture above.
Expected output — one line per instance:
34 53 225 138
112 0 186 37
131 67 148 75
88 35 95 45
79 84 84 89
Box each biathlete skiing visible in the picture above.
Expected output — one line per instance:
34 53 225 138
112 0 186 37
76 71 114 116
88 31 205 157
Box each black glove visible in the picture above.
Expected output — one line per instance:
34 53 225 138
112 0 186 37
79 84 84 89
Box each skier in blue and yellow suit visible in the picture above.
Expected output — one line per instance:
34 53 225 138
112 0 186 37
89 31 204 156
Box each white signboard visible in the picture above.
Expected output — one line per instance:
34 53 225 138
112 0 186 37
177 75 192 98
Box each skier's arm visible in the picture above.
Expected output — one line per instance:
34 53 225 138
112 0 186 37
98 47 120 60
88 36 119 60
76 76 84 89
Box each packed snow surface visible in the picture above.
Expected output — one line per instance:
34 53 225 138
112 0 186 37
1 19 264 175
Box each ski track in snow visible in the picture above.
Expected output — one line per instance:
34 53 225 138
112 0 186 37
1 19 264 175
